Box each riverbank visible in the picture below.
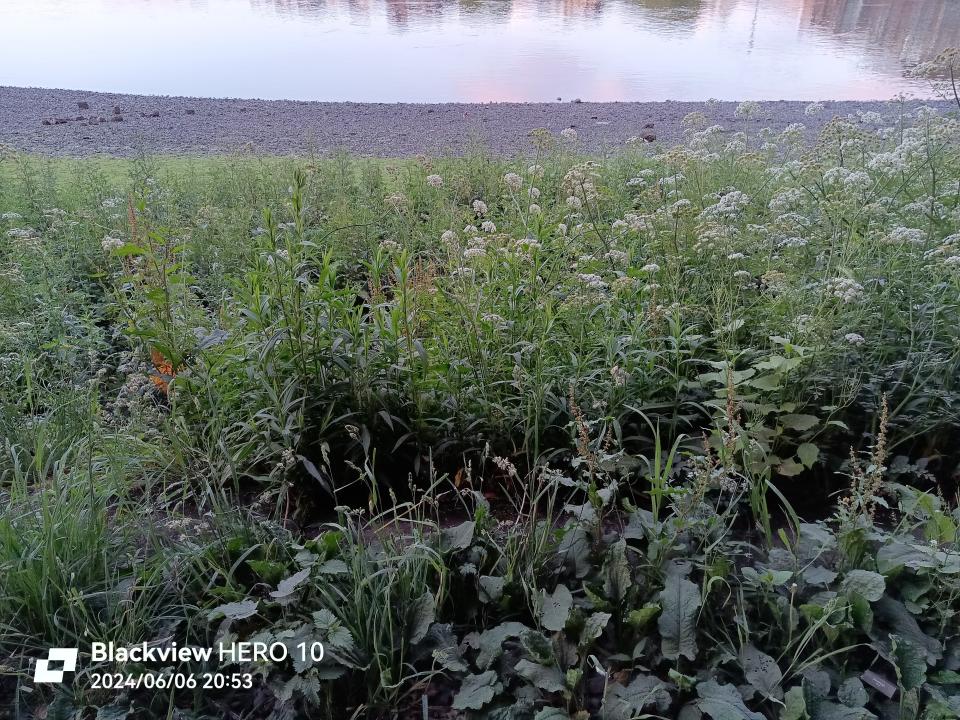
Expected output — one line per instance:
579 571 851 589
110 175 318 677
2 112 960 719
0 86 951 157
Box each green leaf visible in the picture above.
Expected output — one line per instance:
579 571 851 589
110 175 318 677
408 591 436 644
749 374 783 391
581 612 611 645
742 644 783 698
876 541 938 574
809 701 874 720
837 678 868 708
278 673 321 705
95 706 131 720
540 584 573 632
471 622 531 668
892 635 926 691
841 570 885 602
270 567 311 599
558 525 592 578
696 680 765 720
312 609 356 655
781 686 807 720
658 575 702 661
874 597 942 664
479 575 505 603
534 710 570 720
315 559 348 574
797 443 819 468
441 521 476 551
452 670 501 711
780 414 820 432
602 675 672 719
515 659 565 693
803 566 838 587
208 599 258 620
521 629 555 665
627 604 661 630
778 459 805 477
603 539 632 601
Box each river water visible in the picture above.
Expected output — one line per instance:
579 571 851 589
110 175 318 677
1 0 957 101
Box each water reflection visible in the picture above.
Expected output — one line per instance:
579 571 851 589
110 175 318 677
800 0 960 66
252 0 960 60
1 0 957 100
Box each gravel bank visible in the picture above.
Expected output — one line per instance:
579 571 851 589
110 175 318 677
0 86 950 157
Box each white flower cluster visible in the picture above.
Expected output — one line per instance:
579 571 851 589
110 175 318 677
576 273 607 289
503 172 522 191
101 236 125 252
824 277 865 303
886 226 926 245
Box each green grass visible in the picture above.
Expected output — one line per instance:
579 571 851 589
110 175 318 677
0 107 959 718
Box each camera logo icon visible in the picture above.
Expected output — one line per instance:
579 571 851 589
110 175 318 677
34 648 79 683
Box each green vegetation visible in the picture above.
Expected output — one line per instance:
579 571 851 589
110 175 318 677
0 103 959 719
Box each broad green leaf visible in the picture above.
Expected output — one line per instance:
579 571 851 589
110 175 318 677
742 644 783 698
841 570 885 602
278 673 321 705
876 541 938 574
520 629 555 664
471 622 531 668
797 443 819 468
408 591 436 644
696 680 764 720
627 604 660 630
540 584 573 632
557 525 592 578
749 374 783 391
96 706 131 720
837 678 868 708
311 609 356 656
874 597 942 663
441 521 476 551
809 701 874 720
479 575 505 603
315 559 348 574
452 670 501 711
658 575 701 661
270 567 311 599
603 539 632 601
778 459 805 477
803 566 838 586
515 659 565 693
581 612 611 645
781 686 807 720
780 414 820 432
602 675 672 719
208 599 258 620
534 710 570 720
892 635 926 691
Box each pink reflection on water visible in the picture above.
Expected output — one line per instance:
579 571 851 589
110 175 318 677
0 0 955 100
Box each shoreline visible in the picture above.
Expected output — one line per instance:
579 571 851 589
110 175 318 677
0 86 951 157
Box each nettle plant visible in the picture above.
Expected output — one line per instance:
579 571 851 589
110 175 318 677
5 411 959 720
166 414 959 720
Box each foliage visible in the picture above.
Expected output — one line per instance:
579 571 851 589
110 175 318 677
1 103 960 718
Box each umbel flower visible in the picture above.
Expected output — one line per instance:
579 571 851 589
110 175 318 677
503 172 522 191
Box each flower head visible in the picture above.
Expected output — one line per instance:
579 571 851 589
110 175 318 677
503 173 522 191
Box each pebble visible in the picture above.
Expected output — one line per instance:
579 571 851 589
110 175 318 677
6 86 951 157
